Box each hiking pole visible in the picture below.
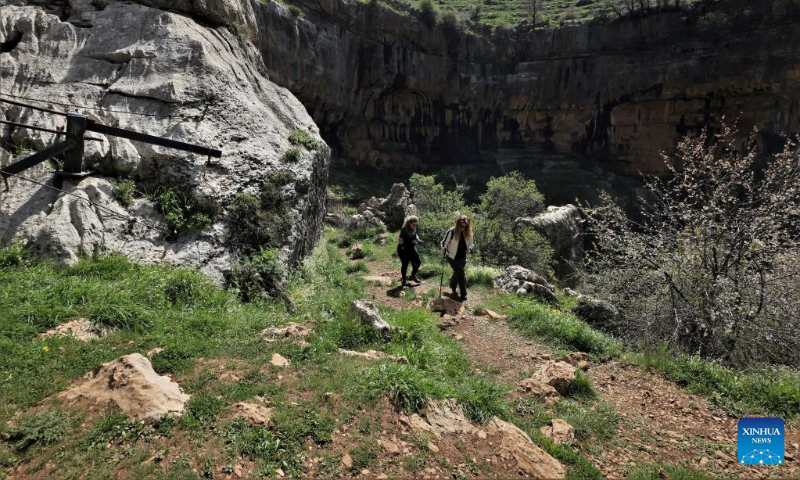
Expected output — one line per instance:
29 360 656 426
438 253 446 299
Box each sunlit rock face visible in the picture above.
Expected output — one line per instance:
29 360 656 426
253 0 800 174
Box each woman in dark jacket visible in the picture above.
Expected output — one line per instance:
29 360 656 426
397 215 424 286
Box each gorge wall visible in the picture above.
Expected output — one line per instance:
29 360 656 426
254 0 800 175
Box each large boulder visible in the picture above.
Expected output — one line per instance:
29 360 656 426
572 295 618 328
0 3 328 282
495 266 558 307
515 205 584 287
58 353 189 420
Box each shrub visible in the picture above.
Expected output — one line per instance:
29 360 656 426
90 0 107 11
227 170 294 254
288 129 317 150
228 248 284 302
288 5 304 18
5 410 70 452
147 186 215 235
408 174 469 252
282 147 301 163
112 178 136 207
475 172 552 275
584 122 800 367
419 0 438 29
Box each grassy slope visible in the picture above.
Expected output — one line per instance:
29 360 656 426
1 230 796 478
351 0 706 28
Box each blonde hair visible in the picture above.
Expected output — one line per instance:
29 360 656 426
403 215 419 230
454 214 473 242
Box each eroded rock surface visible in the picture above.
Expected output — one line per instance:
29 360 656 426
400 399 566 479
0 2 328 281
350 299 399 334
516 205 583 287
39 318 111 342
58 353 189 420
495 265 558 307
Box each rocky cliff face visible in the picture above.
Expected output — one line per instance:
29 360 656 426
0 1 328 280
254 0 800 174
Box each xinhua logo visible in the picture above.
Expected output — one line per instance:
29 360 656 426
738 417 784 465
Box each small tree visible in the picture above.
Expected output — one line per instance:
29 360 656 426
585 122 800 367
476 172 552 276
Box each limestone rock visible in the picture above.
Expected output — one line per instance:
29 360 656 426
564 288 579 297
377 183 412 228
539 419 575 445
475 308 507 320
429 297 464 316
349 299 399 334
572 295 617 328
400 398 565 479
0 4 328 282
515 205 583 287
39 318 110 342
347 209 385 232
517 378 560 403
487 417 566 479
341 453 353 468
232 402 274 426
529 361 576 394
338 348 408 362
375 233 388 245
58 353 189 420
269 353 290 367
261 322 312 343
560 352 590 367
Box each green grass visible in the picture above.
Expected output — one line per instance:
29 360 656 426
282 147 301 163
626 462 713 480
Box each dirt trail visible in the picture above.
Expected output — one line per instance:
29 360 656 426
361 254 800 479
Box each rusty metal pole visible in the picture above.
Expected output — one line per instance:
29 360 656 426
62 113 86 175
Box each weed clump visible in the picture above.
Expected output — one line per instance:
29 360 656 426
4 410 71 452
288 129 317 151
147 186 216 235
282 147 301 163
112 178 136 207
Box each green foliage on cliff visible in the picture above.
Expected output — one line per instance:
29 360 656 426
147 186 217 235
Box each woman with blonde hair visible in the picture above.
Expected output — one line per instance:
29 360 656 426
440 214 474 302
397 215 424 286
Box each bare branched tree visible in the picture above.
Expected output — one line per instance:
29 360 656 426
584 122 800 367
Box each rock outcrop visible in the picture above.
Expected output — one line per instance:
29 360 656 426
573 295 618 328
516 204 583 287
58 353 189 420
350 299 399 334
253 0 800 176
0 1 328 281
495 265 558 307
400 399 566 479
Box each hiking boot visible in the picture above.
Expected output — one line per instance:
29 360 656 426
458 295 468 302
409 276 422 283
401 279 413 287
